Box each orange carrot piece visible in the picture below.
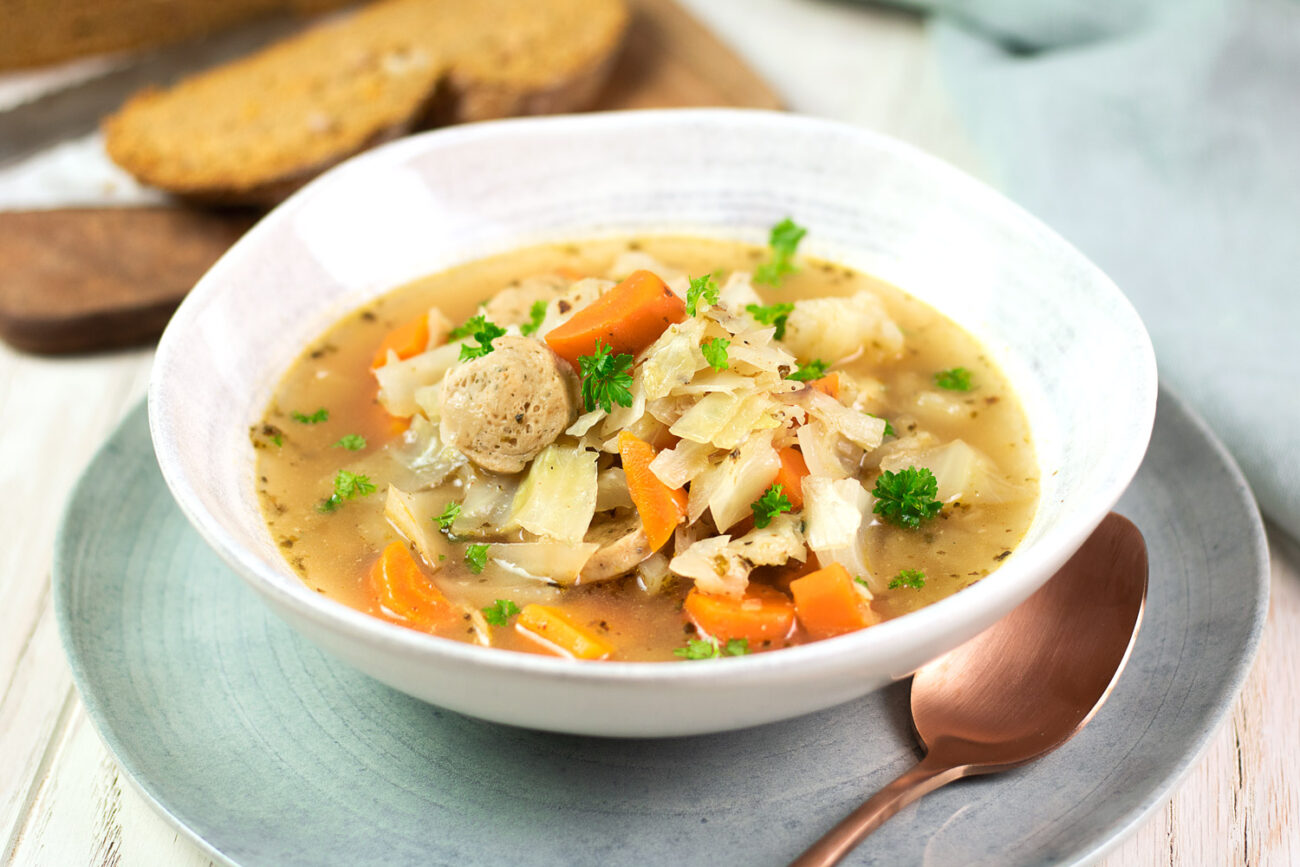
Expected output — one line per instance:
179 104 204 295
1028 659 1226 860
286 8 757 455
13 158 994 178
516 604 615 660
618 430 687 552
554 264 585 281
371 314 430 368
789 563 876 639
544 269 686 368
810 371 840 400
772 446 810 511
684 584 797 646
369 541 458 629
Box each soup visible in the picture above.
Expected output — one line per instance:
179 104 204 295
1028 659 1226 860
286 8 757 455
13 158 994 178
254 229 1038 661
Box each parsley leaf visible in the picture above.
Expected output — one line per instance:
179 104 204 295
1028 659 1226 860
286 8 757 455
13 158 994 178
889 569 926 590
465 544 490 574
435 502 461 532
934 367 973 391
854 576 871 589
745 302 795 339
455 314 507 361
674 636 750 660
271 433 283 447
674 637 721 660
578 340 635 413
686 273 720 316
291 407 329 424
788 358 829 382
519 300 548 336
871 466 943 529
332 434 367 451
702 337 730 371
317 469 376 512
482 598 521 626
867 413 896 438
754 217 807 286
751 484 793 529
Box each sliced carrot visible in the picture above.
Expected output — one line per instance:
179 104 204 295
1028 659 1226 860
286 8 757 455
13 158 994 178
810 372 840 400
369 541 458 629
516 604 615 660
371 313 430 369
789 563 877 639
684 584 796 646
618 430 687 552
554 264 585 281
387 415 412 437
544 269 686 368
772 446 810 511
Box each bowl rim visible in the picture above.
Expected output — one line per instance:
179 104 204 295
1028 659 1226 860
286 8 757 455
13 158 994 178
149 107 1158 686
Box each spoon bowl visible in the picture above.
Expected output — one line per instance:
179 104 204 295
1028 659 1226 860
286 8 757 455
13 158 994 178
793 512 1148 866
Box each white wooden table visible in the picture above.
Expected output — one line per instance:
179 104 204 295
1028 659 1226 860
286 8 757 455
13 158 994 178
1 1 1296 863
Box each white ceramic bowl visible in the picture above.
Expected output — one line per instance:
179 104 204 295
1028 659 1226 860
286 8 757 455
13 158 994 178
149 109 1157 737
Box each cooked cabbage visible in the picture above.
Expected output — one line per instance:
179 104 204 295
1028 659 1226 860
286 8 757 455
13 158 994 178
782 291 905 364
374 340 463 417
880 439 1031 504
636 551 672 594
796 420 852 480
649 437 715 489
729 513 806 567
596 467 634 511
507 444 598 543
489 542 600 585
451 469 520 537
689 430 780 531
383 485 453 569
803 476 876 591
390 414 466 488
669 535 749 598
640 319 706 400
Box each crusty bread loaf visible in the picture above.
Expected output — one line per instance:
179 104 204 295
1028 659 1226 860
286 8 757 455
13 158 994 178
0 0 355 72
102 0 628 205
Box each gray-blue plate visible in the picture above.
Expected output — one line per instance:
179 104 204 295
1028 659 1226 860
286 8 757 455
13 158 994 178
54 389 1267 867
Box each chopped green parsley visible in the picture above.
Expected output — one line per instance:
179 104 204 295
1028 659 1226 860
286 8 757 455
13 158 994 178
871 466 942 529
332 434 367 451
788 358 829 382
291 407 329 424
674 636 749 660
751 484 793 529
934 367 973 391
754 218 807 286
686 273 720 316
318 470 376 513
435 502 462 532
745 301 795 339
465 544 490 575
579 340 635 413
889 569 926 590
455 314 507 361
519 300 548 336
482 599 521 626
701 337 730 371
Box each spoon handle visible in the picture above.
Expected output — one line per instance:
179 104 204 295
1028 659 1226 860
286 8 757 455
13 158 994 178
788 753 965 867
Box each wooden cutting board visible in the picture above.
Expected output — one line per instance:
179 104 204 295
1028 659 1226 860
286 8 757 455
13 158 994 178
0 0 780 356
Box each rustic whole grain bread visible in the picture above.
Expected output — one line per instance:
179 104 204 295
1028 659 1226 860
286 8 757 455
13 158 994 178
102 0 629 205
0 0 354 72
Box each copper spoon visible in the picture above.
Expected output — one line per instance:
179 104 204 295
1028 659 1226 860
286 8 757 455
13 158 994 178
791 512 1148 867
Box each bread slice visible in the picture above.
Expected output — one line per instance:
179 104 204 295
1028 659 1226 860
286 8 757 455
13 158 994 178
0 0 353 72
102 0 628 205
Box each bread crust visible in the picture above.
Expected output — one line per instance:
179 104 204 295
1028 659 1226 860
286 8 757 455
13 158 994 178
102 0 629 204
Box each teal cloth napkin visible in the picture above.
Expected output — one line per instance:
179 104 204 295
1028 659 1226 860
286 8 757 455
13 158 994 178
901 0 1300 540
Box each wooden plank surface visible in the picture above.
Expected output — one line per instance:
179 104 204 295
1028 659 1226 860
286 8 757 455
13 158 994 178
0 1 1295 865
